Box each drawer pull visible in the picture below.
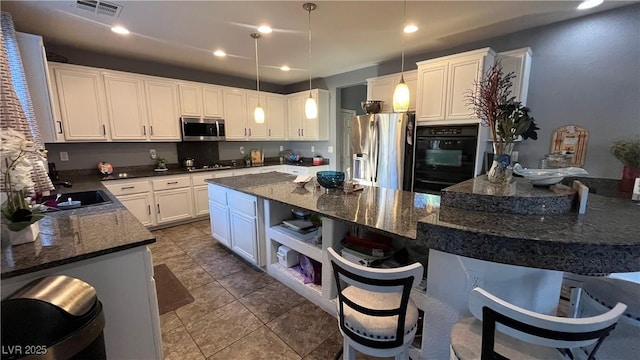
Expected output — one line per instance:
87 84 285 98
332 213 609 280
167 181 179 185
121 186 135 190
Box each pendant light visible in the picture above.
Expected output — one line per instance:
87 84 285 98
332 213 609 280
393 0 410 112
251 33 265 124
303 2 318 119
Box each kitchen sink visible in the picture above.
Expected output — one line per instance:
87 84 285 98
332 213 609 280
42 190 112 210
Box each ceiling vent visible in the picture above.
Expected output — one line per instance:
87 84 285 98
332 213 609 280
76 0 122 18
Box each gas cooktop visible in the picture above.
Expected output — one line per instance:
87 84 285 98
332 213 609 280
186 165 232 172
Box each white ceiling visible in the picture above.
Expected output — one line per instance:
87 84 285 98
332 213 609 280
3 1 632 85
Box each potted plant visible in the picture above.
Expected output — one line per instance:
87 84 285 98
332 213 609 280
155 157 167 169
1 129 47 245
467 61 539 184
243 154 251 167
610 137 640 193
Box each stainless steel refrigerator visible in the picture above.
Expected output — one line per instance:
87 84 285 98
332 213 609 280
350 113 415 190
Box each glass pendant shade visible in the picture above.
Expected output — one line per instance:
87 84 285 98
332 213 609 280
254 104 265 123
393 77 410 112
305 94 318 119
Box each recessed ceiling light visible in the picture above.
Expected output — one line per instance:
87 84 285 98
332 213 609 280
577 0 603 10
213 50 226 57
404 24 418 33
280 65 290 72
111 25 130 35
258 25 272 34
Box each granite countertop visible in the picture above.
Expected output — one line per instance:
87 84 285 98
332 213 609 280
207 172 440 240
419 177 640 273
1 183 155 279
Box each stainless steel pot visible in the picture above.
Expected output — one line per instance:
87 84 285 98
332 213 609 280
183 158 195 167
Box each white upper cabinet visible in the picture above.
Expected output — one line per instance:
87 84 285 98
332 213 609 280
104 73 148 140
286 89 329 141
416 48 495 123
497 47 532 105
366 70 417 112
266 95 287 140
202 85 224 118
179 83 224 118
246 92 268 139
145 79 181 140
223 89 248 140
178 83 202 116
50 64 109 141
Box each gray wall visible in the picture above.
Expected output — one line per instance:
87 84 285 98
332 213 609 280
340 85 367 115
44 43 286 94
285 4 640 178
46 142 178 171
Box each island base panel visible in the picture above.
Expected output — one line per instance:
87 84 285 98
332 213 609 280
421 250 562 359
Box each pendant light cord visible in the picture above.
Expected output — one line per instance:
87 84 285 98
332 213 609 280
254 35 260 94
307 5 312 94
401 0 406 76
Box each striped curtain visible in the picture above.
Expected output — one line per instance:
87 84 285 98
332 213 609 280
1 11 54 193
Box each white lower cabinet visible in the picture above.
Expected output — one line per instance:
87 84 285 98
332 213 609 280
209 200 231 247
193 186 210 216
154 187 193 224
208 183 263 266
118 192 155 226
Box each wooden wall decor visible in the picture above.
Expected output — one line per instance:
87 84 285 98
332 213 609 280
550 125 589 166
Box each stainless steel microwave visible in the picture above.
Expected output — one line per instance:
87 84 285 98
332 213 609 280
180 117 225 141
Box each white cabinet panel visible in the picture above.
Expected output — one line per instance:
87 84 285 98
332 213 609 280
119 193 155 226
286 89 329 141
145 80 180 140
367 77 396 112
230 211 258 264
203 85 224 118
246 93 268 139
193 185 209 216
179 84 202 116
223 89 248 140
104 74 147 140
266 95 287 140
102 179 151 196
209 201 230 247
446 56 483 120
155 188 193 224
404 71 418 112
497 47 532 105
416 63 448 121
52 66 109 140
287 95 303 140
151 176 191 191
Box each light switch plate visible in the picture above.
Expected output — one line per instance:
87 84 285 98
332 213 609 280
60 152 69 161
149 149 156 159
327 146 334 153
311 146 315 153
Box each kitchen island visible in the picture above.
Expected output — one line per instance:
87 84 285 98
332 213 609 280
207 172 640 359
1 187 162 359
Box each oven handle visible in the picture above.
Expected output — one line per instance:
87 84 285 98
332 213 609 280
415 179 456 186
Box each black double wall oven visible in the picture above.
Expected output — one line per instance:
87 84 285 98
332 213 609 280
412 124 479 194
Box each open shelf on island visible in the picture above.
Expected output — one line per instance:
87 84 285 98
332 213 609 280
268 225 323 263
267 262 322 299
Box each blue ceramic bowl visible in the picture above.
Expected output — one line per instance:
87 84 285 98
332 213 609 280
316 171 345 189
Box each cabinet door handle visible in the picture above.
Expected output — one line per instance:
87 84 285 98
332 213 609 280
298 129 301 136
249 128 252 136
57 121 63 134
102 124 106 135
150 126 154 135
121 186 135 190
167 181 178 185
301 128 304 137
157 204 160 213
147 205 151 215
244 128 247 136
143 126 147 135
268 129 271 136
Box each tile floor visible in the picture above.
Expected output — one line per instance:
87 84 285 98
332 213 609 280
150 220 389 360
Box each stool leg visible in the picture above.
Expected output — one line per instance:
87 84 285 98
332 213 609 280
343 341 356 360
568 287 583 318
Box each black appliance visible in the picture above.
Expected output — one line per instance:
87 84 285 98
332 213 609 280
181 117 225 141
412 124 479 194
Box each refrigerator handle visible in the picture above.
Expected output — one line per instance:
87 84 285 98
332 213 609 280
370 118 378 184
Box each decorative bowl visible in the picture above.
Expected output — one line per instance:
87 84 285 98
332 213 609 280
512 164 589 186
287 154 301 162
316 171 345 189
361 100 383 114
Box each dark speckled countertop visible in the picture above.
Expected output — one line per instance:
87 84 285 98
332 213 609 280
206 172 440 240
1 182 155 279
419 176 640 273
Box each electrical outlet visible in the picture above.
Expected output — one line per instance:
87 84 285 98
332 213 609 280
240 146 245 155
311 146 315 153
279 145 284 151
60 152 69 162
327 146 334 153
466 270 484 293
149 149 157 159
